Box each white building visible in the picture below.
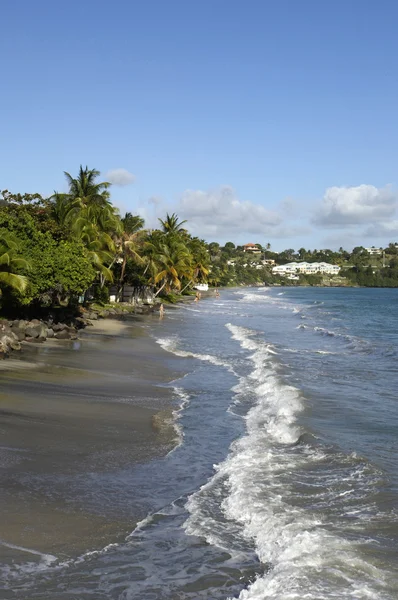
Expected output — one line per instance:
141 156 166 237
365 247 382 255
272 262 340 276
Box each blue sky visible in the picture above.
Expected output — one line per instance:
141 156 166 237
2 0 398 250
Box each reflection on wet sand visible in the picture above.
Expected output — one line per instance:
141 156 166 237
0 317 180 559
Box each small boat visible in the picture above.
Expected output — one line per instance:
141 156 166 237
193 283 209 292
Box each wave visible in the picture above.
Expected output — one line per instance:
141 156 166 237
167 387 191 452
157 335 235 372
183 323 394 600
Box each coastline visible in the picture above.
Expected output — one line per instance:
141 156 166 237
0 313 184 561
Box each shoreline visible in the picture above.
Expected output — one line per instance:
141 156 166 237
0 312 185 561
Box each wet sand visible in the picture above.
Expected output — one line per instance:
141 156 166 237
0 316 182 561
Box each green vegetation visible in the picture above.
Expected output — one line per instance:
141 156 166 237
1 167 398 317
0 167 211 314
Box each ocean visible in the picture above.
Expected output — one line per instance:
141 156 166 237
3 287 398 599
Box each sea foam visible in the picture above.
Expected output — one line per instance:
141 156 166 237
184 323 393 600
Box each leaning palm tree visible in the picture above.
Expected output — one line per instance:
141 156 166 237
0 232 29 295
147 237 192 296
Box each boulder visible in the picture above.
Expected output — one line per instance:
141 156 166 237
54 330 71 340
74 317 87 329
0 334 21 353
12 320 28 332
14 329 27 341
53 322 67 332
46 328 54 338
25 336 45 344
88 312 98 320
25 323 47 339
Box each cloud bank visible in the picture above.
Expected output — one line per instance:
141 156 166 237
106 168 135 186
176 186 282 237
137 182 398 249
313 184 397 227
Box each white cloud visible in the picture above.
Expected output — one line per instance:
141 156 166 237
313 184 398 226
106 168 135 186
175 186 283 237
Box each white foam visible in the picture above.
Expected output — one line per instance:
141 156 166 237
157 335 234 371
184 323 393 600
167 387 191 452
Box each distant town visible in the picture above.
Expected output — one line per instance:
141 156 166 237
207 242 398 287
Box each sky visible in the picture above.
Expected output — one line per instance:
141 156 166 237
2 0 398 250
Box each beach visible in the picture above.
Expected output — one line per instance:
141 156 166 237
0 315 181 565
2 288 398 599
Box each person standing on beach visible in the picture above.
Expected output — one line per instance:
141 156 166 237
159 303 164 318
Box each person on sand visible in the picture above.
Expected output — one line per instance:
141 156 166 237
159 303 164 318
215 289 220 298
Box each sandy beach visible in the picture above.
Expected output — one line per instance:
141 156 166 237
0 315 181 562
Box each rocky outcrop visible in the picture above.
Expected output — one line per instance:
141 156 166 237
0 301 158 358
0 318 80 358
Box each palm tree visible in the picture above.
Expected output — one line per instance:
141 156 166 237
52 167 123 286
0 232 29 295
146 237 192 296
52 166 113 228
158 213 187 235
115 213 145 297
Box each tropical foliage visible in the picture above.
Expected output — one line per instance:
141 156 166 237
2 165 398 314
0 166 211 310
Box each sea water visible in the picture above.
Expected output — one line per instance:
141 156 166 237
2 287 398 599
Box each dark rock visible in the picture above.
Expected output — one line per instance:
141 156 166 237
14 330 27 341
46 328 54 338
54 330 71 340
25 325 41 339
74 317 87 329
25 337 45 344
53 322 67 332
12 320 28 332
25 323 47 339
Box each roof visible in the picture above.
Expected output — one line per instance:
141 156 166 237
243 242 257 247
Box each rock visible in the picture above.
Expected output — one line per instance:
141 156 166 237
14 330 27 342
0 334 21 353
74 317 87 329
54 330 71 340
53 322 67 332
46 328 54 338
88 312 98 320
25 337 45 344
0 323 13 336
12 320 28 332
25 323 47 339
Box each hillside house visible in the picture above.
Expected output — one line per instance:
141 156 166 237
243 243 261 254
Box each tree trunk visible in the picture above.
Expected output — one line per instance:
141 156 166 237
181 279 193 293
117 257 127 301
154 280 167 297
